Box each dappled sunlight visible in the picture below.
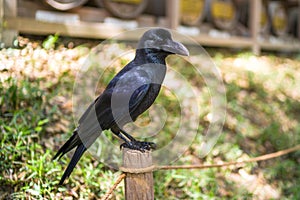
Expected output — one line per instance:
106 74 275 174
231 56 272 74
226 169 280 199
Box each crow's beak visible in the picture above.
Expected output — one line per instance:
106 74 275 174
162 39 189 56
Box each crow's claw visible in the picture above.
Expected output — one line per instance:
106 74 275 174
120 141 156 152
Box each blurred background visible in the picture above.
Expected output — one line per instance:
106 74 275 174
0 0 300 199
1 0 300 54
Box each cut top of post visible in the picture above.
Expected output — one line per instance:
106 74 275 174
121 148 155 173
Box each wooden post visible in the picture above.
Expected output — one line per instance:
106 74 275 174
0 0 3 47
121 148 154 200
250 0 261 55
298 0 300 40
166 0 180 29
1 0 18 47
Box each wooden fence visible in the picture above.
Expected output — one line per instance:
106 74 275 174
1 0 300 54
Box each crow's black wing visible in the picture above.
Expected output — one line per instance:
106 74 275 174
78 96 100 124
97 68 151 128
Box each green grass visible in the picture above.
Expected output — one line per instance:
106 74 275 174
0 74 71 197
0 43 300 199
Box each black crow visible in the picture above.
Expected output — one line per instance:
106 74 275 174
53 28 189 185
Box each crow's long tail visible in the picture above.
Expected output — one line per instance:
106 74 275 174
53 130 87 185
58 144 86 185
53 130 81 160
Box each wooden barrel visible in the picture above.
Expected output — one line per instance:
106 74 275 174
44 0 89 10
101 0 149 19
180 0 206 26
144 0 166 17
92 0 104 8
268 1 288 36
237 0 270 35
288 8 299 38
260 0 269 34
207 0 238 30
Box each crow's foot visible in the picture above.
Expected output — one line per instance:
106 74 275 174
120 140 156 152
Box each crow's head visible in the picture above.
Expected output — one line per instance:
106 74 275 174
137 28 189 56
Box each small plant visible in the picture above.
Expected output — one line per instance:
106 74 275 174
42 34 59 49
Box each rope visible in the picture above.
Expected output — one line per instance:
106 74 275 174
119 165 156 173
157 144 300 170
118 145 300 172
100 173 126 200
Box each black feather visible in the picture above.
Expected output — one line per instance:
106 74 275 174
53 131 81 160
58 144 86 185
